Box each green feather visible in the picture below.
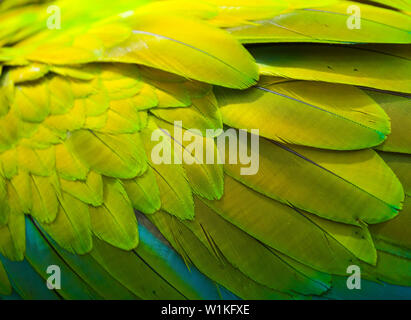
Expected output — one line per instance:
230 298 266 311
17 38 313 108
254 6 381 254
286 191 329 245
89 178 138 250
217 80 390 150
251 44 411 93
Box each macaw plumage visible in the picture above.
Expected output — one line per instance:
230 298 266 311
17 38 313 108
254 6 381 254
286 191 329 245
0 0 410 300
